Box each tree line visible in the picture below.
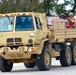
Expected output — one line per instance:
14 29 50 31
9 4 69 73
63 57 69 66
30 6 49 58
0 0 76 15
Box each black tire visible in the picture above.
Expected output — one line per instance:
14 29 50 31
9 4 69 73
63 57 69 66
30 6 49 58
0 56 13 72
24 62 35 68
37 47 51 71
60 45 72 67
70 45 76 65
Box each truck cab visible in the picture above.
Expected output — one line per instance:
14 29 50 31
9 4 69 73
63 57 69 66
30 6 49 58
0 12 51 72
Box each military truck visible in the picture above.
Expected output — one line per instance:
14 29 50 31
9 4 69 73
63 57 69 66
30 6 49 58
0 12 76 72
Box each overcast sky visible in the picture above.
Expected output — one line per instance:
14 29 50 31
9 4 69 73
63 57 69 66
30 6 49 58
58 0 64 4
40 0 64 4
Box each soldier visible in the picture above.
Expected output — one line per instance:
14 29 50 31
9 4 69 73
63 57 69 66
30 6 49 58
67 12 76 28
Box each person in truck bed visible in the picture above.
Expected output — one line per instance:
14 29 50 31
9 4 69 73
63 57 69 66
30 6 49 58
60 13 69 19
66 12 76 28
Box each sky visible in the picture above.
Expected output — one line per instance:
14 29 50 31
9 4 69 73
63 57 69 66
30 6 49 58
58 0 72 10
58 0 64 4
40 0 64 3
40 0 71 10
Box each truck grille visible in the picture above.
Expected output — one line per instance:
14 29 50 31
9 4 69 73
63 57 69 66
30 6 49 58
7 38 13 42
15 38 22 42
7 38 22 46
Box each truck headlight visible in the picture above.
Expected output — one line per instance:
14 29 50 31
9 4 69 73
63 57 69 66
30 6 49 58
28 48 35 52
28 48 32 52
0 50 1 53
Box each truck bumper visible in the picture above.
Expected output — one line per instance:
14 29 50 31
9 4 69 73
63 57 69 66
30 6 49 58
0 46 40 59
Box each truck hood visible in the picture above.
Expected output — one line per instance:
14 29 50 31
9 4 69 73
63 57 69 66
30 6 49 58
0 31 35 46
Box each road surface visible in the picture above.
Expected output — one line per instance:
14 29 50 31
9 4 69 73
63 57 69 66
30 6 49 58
0 59 76 75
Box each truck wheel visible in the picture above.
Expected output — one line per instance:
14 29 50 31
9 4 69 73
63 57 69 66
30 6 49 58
37 47 51 71
70 45 76 65
60 45 72 67
24 62 35 68
0 57 13 72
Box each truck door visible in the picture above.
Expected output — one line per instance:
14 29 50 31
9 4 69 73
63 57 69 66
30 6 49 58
35 17 43 43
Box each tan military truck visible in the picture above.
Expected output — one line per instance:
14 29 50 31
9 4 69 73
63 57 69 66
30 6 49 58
0 12 76 72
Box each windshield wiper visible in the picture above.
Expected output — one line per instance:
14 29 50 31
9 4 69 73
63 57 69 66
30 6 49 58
5 15 13 25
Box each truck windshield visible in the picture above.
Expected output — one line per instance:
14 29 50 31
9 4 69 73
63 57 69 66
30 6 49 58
15 16 34 31
0 16 14 32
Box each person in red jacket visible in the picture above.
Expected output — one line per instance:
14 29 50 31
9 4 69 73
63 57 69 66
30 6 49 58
67 12 76 28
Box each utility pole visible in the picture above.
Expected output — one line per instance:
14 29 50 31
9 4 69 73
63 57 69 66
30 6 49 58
47 0 50 14
44 0 47 12
44 0 50 15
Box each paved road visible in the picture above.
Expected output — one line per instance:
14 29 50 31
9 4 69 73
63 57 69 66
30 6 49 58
0 59 76 75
